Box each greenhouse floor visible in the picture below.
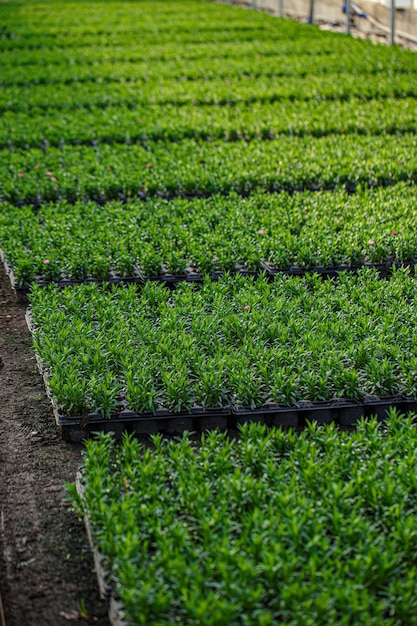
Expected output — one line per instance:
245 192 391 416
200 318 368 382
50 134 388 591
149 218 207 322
0 266 109 626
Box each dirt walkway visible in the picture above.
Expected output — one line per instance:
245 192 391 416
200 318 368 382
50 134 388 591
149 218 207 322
0 266 110 626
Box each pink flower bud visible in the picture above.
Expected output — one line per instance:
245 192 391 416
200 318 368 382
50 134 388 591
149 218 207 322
51 177 57 182
244 305 250 311
46 171 53 176
257 229 265 235
146 163 152 169
368 240 375 246
18 173 24 178
392 231 398 236
43 259 50 264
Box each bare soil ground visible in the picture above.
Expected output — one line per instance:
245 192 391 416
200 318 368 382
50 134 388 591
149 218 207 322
0 264 110 626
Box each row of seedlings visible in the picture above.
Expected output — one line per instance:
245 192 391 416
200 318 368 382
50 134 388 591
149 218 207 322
0 183 416 298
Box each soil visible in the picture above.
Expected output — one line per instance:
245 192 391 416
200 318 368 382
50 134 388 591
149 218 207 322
0 264 110 626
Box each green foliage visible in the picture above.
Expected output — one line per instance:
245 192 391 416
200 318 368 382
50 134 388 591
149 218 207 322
1 0 417 207
28 269 417 416
2 183 417 285
71 411 417 625
2 98 417 150
1 133 417 205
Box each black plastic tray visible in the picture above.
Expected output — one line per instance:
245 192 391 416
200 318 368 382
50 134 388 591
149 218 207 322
60 396 417 441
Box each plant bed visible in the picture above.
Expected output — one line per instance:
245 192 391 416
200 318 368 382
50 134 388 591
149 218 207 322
2 184 417 293
3 42 416 91
68 413 417 625
39 392 417 443
4 97 417 151
3 66 417 117
9 267 262 304
26 269 417 439
6 260 417 304
2 132 417 206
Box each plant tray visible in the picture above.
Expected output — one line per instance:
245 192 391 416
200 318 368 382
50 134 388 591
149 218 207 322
3 252 261 303
25 313 417 441
232 396 417 427
37 374 417 443
52 394 417 442
76 473 129 626
5 250 416 304
58 408 232 442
